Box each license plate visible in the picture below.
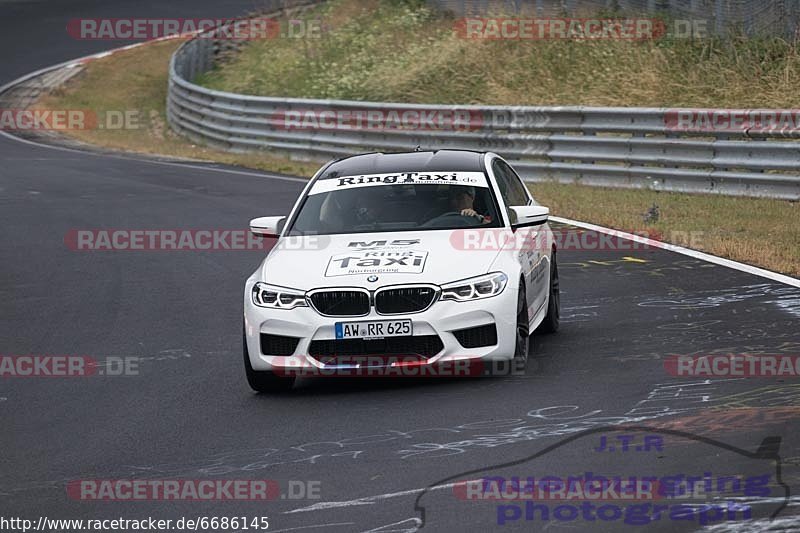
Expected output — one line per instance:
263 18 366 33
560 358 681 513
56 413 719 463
335 319 412 339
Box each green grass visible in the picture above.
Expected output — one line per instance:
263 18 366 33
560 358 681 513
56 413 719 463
199 0 800 107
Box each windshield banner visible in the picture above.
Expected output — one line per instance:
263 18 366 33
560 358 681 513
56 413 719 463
308 171 489 195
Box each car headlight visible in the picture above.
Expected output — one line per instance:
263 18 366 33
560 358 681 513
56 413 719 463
440 272 508 302
252 282 308 309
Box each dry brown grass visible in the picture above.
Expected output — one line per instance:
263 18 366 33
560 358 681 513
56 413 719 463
36 39 320 177
530 181 799 276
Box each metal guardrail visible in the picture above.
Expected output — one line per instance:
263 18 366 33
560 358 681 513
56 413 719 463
167 19 800 200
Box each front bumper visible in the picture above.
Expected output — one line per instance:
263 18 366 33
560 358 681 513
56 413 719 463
243 275 519 374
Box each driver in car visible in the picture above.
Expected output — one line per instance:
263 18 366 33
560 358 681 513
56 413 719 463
449 186 491 224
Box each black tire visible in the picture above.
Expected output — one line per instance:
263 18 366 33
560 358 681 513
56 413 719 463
243 328 295 393
512 282 530 369
537 250 560 334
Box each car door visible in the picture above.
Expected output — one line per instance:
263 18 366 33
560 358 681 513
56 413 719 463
491 158 547 324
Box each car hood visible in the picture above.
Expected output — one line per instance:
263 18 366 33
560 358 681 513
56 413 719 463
259 230 504 289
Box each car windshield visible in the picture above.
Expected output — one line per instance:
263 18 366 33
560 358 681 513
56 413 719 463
286 171 503 235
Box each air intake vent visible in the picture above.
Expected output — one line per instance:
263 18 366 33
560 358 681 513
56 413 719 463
309 335 444 361
452 324 498 348
260 333 300 356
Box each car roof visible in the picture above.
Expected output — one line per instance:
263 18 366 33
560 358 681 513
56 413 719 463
317 150 487 179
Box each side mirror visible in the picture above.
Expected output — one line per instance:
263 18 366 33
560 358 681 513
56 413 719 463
249 216 286 237
508 205 549 228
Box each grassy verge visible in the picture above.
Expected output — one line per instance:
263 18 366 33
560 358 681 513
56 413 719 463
35 0 799 276
199 0 800 107
35 39 320 177
530 182 799 276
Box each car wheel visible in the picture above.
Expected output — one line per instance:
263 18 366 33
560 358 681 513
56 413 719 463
513 282 530 367
537 250 560 334
243 327 295 392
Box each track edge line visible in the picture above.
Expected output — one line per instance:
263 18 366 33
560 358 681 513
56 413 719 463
550 215 800 288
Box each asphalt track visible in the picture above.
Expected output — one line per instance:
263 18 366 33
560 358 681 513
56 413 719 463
1 1 800 532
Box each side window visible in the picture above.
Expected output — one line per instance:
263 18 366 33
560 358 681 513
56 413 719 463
492 160 530 207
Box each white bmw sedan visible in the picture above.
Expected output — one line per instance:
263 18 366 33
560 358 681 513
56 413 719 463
243 150 559 391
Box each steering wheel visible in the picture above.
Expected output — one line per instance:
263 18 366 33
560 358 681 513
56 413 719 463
422 211 480 228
